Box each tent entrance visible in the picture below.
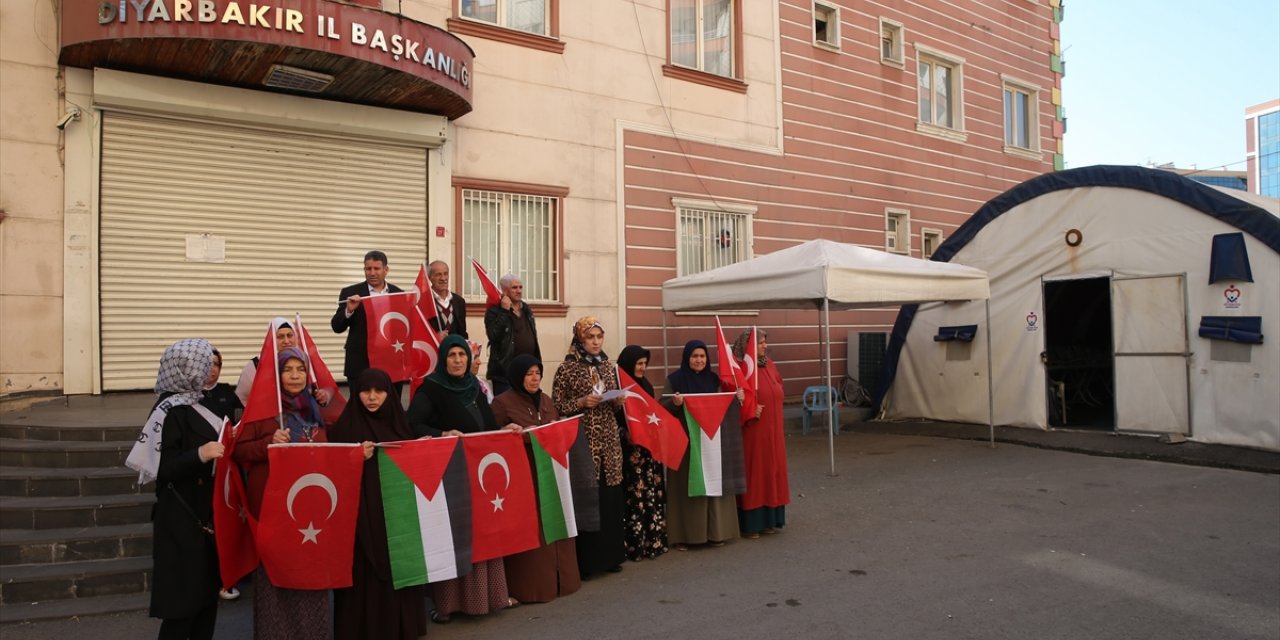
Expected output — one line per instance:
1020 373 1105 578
1043 277 1115 430
1110 274 1190 436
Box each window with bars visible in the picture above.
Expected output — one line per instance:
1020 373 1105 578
886 209 910 254
670 0 736 78
461 187 560 303
676 202 753 277
460 0 548 36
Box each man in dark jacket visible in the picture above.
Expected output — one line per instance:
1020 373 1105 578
330 250 403 382
426 260 468 340
485 274 540 396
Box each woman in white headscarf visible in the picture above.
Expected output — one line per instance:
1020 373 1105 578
146 339 226 640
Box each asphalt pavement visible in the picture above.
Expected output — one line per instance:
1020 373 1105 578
3 423 1277 640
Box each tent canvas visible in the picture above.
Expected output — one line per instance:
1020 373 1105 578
661 239 991 473
881 166 1280 451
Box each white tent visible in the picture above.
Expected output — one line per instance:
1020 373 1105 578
881 166 1280 451
662 239 991 473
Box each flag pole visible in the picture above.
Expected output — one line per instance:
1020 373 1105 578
273 319 284 433
825 298 836 477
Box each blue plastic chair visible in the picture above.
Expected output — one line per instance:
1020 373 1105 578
802 385 840 435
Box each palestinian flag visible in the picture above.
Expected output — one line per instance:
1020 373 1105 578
378 438 472 588
527 417 582 544
681 392 747 497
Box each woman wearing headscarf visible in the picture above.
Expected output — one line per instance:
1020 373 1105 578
148 339 224 640
328 368 422 640
232 347 331 640
732 329 790 538
552 316 626 577
616 345 668 561
234 317 332 408
491 354 583 602
407 334 520 623
663 340 741 550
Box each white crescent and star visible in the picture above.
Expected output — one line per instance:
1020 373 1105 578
477 452 512 512
378 312 411 352
412 340 438 372
285 473 339 544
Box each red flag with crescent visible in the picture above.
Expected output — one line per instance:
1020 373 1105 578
470 258 503 308
411 263 438 326
714 316 746 393
408 305 442 399
256 443 365 589
617 366 688 469
296 316 346 422
738 326 758 418
239 321 282 425
213 420 257 590
362 293 417 381
460 431 540 562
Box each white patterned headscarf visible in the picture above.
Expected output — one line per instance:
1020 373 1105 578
126 339 216 484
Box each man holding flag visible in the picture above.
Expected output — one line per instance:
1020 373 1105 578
331 250 403 382
484 273 542 396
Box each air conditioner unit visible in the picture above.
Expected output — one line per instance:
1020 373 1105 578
847 331 888 392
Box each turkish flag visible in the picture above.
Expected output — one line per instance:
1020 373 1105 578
411 263 438 327
470 258 503 308
617 366 688 470
460 431 540 562
714 316 746 394
239 321 281 425
213 422 257 590
408 305 442 400
296 316 346 422
255 443 365 589
738 326 758 418
362 293 416 381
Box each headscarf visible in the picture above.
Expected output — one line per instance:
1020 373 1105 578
277 346 323 442
617 344 655 398
426 334 480 405
665 339 720 394
126 339 216 484
732 328 768 368
330 368 411 444
507 353 544 409
568 315 609 365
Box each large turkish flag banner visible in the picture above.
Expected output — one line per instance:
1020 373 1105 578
256 443 365 589
460 432 540 562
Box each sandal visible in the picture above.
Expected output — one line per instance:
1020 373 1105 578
761 528 778 535
507 597 521 609
430 609 451 624
744 532 760 540
708 540 726 547
673 543 689 551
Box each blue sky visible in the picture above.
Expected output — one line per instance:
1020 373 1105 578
1061 1 1280 171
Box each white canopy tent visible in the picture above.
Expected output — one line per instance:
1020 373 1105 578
660 239 991 474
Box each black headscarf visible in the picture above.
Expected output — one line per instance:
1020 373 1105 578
426 334 480 405
665 340 720 394
330 368 411 444
617 345 655 398
507 353 544 408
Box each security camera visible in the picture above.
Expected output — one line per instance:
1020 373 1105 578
56 107 81 130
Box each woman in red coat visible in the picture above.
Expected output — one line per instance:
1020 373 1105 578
733 329 790 537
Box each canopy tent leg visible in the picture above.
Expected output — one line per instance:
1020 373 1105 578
825 298 836 476
662 311 670 381
986 298 995 449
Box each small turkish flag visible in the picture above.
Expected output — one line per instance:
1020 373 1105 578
362 294 417 381
470 258 503 308
738 326 758 417
461 431 540 562
617 366 688 470
408 305 442 399
411 263 438 327
296 316 346 422
715 316 746 394
239 321 281 426
213 422 257 590
255 443 365 589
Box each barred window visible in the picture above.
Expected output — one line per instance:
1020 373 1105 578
460 186 561 303
674 199 755 277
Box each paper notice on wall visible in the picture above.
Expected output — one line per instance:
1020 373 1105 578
185 234 226 263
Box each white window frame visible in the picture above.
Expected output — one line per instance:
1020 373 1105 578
1002 74 1042 160
914 44 967 142
921 227 943 260
813 1 840 50
670 0 737 78
879 17 904 67
673 197 756 278
459 0 550 37
460 187 561 304
886 208 910 254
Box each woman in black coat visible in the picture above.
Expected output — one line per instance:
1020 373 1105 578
149 339 226 640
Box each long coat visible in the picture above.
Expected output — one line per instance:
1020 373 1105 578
330 281 404 380
150 404 221 619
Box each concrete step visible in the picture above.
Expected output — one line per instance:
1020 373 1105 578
0 423 142 443
0 556 152 605
0 466 141 498
0 591 149 624
0 523 152 565
0 439 133 469
0 493 154 530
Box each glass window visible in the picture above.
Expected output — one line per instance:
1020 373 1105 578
880 19 904 65
922 228 943 259
814 2 839 48
677 206 751 276
886 209 910 253
461 188 559 303
1259 111 1280 197
671 0 735 78
1004 86 1032 149
461 0 548 36
918 54 961 130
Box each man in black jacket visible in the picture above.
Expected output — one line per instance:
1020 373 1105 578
330 250 403 382
485 274 541 396
426 260 468 340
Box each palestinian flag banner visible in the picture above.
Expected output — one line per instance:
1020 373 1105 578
681 392 747 498
526 417 582 544
378 438 473 588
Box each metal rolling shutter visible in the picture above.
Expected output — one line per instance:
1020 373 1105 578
99 111 427 390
